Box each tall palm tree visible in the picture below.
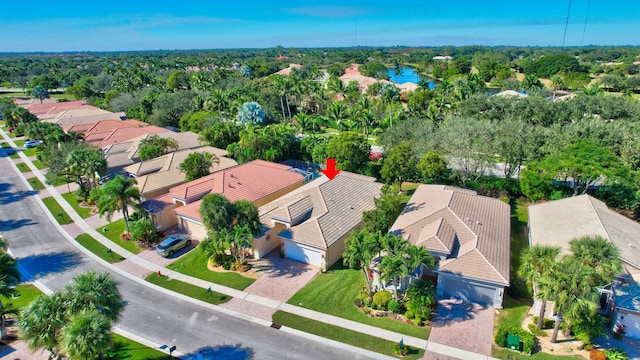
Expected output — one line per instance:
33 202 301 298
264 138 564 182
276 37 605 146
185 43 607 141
403 244 435 283
343 231 381 293
569 236 622 287
380 254 406 300
59 310 112 360
0 241 20 340
65 271 123 323
519 245 561 329
96 175 141 234
326 101 348 132
19 291 68 358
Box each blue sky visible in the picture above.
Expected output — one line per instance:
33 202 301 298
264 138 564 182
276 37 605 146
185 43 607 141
1 1 638 52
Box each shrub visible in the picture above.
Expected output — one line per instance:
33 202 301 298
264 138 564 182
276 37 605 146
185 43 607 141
528 323 546 336
583 343 594 351
589 349 606 360
404 310 415 320
394 343 409 357
354 298 364 308
494 324 536 355
212 253 234 270
413 316 423 326
372 290 392 310
388 299 400 313
604 348 628 360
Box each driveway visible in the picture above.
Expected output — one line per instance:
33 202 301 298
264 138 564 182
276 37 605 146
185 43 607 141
427 300 494 356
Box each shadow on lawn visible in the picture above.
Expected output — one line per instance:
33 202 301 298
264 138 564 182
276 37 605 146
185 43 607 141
431 299 485 327
18 251 86 280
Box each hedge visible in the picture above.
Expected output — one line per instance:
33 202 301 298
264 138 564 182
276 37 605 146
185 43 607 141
494 324 536 354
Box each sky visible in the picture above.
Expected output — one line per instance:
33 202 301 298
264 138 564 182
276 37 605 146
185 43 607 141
1 0 639 52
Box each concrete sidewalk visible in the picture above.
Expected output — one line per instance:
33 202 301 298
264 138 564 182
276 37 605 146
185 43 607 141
1 129 498 360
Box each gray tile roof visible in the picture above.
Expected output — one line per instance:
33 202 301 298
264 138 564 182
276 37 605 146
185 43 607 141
389 184 510 285
529 194 640 271
260 172 382 250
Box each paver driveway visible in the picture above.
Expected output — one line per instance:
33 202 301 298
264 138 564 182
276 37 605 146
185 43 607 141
427 299 495 356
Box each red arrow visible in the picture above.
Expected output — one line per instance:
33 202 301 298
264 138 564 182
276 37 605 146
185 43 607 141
321 158 340 180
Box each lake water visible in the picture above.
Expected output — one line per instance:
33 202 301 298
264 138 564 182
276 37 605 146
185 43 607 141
387 68 436 89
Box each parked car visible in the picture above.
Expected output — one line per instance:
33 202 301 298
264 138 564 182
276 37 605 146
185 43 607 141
156 235 191 257
24 140 43 148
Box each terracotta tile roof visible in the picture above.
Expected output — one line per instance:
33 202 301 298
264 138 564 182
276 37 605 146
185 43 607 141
23 100 90 115
389 184 510 285
172 160 305 221
260 172 382 250
66 119 149 134
529 194 640 271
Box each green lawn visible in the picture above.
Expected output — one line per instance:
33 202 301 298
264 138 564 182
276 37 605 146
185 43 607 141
287 262 430 339
0 284 43 311
273 311 424 359
99 218 142 254
167 248 255 290
32 159 47 170
495 295 530 329
22 147 36 157
508 197 533 298
401 182 420 204
41 196 74 224
50 175 72 186
26 177 45 191
146 272 231 305
62 191 93 218
14 139 24 146
76 234 125 263
15 162 31 173
0 142 9 148
105 333 174 360
492 347 583 360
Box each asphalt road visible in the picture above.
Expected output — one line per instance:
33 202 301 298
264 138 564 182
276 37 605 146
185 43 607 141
0 153 376 360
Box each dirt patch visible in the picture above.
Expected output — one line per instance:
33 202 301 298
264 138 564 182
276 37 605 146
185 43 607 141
522 314 589 358
206 259 263 279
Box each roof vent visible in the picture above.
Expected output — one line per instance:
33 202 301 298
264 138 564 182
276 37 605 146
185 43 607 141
348 205 354 210
476 220 482 225
629 243 635 248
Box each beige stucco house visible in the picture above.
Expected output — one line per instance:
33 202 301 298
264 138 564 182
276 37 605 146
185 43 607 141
142 160 306 238
389 185 511 308
254 172 382 270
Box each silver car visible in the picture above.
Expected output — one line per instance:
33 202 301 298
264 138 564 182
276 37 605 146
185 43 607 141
156 236 191 257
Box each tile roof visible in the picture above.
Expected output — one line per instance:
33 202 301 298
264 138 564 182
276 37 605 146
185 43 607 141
23 100 91 115
172 160 305 221
260 172 382 250
389 184 510 285
529 194 640 271
126 147 237 196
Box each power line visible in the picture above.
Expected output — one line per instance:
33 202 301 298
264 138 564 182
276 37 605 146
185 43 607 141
562 0 572 47
581 0 592 46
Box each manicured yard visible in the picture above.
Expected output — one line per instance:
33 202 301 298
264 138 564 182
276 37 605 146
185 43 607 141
22 147 36 157
401 182 420 204
273 311 424 359
62 191 93 218
41 196 73 224
168 247 255 290
0 142 9 148
50 175 72 186
146 272 231 305
495 295 530 329
26 177 45 190
0 284 43 310
14 139 24 147
508 197 533 298
492 348 583 360
287 262 430 339
105 333 173 360
76 234 125 263
99 218 142 254
15 162 30 173
32 159 47 170
9 151 19 159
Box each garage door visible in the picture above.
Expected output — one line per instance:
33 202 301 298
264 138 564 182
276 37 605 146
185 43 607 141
285 241 322 267
181 218 207 240
442 278 496 305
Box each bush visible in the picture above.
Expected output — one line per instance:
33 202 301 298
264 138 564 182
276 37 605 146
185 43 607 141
372 290 392 310
354 298 364 308
528 323 547 336
413 316 423 326
604 348 628 360
590 350 606 360
404 310 415 320
394 342 409 357
388 299 400 313
211 253 234 270
532 316 555 329
494 324 536 355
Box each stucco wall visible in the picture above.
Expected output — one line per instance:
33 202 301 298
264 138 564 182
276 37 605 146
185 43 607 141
253 223 285 259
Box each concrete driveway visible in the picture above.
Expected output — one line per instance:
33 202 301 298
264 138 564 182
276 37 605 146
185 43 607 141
427 300 495 356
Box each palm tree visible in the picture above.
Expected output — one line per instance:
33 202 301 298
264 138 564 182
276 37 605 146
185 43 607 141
96 175 141 234
229 224 253 264
327 76 347 100
518 245 561 329
403 244 435 284
0 250 21 340
65 271 123 323
569 236 622 287
326 101 348 132
19 291 68 358
343 230 382 293
380 254 406 300
199 193 235 233
179 152 219 181
59 310 112 360
138 135 179 161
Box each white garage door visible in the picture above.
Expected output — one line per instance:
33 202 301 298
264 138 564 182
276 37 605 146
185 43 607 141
285 241 322 266
181 218 207 240
442 278 496 306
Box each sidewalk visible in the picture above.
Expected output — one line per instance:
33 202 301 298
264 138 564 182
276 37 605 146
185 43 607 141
0 129 497 360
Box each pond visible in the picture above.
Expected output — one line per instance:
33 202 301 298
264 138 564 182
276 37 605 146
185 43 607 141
387 68 436 89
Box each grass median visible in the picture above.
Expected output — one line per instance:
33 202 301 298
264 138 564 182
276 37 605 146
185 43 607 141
15 162 31 173
41 196 73 224
145 272 231 305
272 311 424 359
27 177 45 190
75 234 125 263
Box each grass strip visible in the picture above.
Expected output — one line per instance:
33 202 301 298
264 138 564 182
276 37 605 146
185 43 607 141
145 272 231 305
273 311 424 359
100 219 142 254
32 159 47 170
62 191 93 218
41 196 73 224
168 248 255 290
27 177 45 191
0 284 43 311
15 162 30 173
106 333 174 360
76 234 125 263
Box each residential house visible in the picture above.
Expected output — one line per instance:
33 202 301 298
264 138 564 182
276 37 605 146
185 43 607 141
124 146 236 201
65 119 165 148
389 184 510 308
255 172 382 270
528 194 640 339
142 160 306 238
